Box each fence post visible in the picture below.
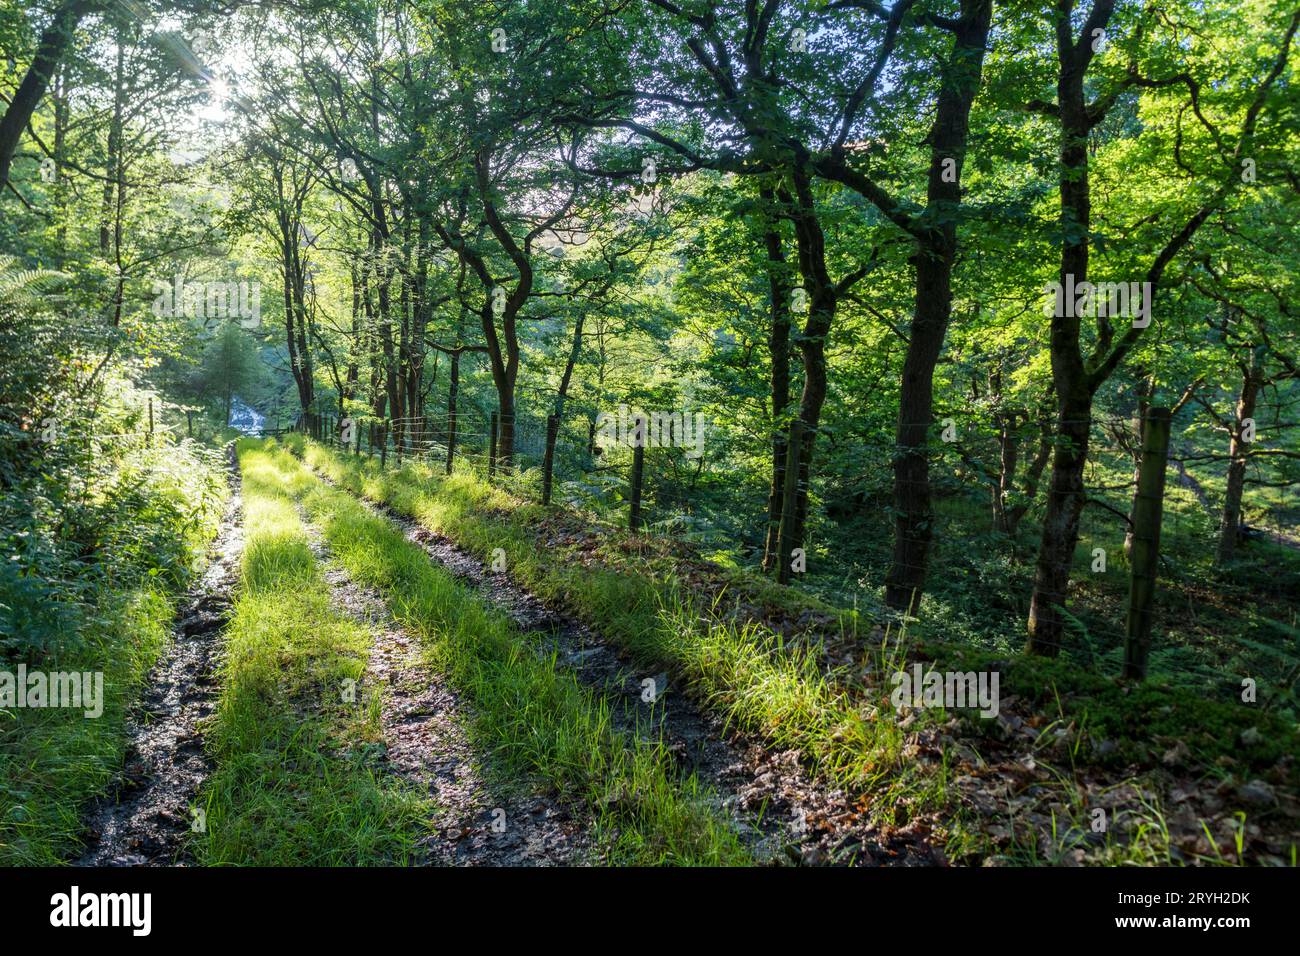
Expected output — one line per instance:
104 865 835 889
775 419 804 585
380 424 388 470
1124 406 1172 680
488 411 498 479
542 413 559 505
629 414 646 532
147 398 155 447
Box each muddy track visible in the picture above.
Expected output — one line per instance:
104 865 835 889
296 506 597 866
77 444 244 867
312 466 938 866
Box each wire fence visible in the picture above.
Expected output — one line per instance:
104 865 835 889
265 403 1297 698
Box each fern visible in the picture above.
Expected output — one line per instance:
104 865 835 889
0 255 66 311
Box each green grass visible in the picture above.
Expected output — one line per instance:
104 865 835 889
292 438 946 831
269 440 747 864
195 440 431 866
293 436 1300 866
0 440 228 866
0 588 176 865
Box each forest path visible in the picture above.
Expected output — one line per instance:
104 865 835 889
308 462 935 866
296 505 596 866
76 444 244 866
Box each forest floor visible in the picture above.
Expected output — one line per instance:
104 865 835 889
64 435 1300 867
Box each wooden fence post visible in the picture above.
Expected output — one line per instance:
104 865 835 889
1124 406 1172 680
380 424 388 470
542 413 559 505
629 414 647 532
775 419 804 585
147 398 154 448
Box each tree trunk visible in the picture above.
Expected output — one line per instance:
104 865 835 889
1028 386 1091 655
1026 11 1105 655
52 62 69 253
0 0 91 189
992 412 1017 533
773 172 840 570
1002 410 1053 536
445 349 459 475
776 419 805 584
1122 373 1154 557
884 246 952 612
759 187 792 572
543 312 585 504
1216 346 1263 563
1123 406 1172 679
883 0 992 613
629 416 646 532
99 37 123 255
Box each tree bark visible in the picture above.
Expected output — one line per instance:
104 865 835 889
1123 407 1172 679
1216 346 1263 563
883 0 993 613
760 187 793 572
543 312 585 505
445 349 459 475
1123 371 1154 557
1026 0 1114 654
0 0 92 189
776 172 838 567
99 36 123 255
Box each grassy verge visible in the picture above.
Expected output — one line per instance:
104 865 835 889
0 589 178 865
292 439 940 828
0 441 227 865
195 440 430 866
268 440 747 864
294 437 1299 865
